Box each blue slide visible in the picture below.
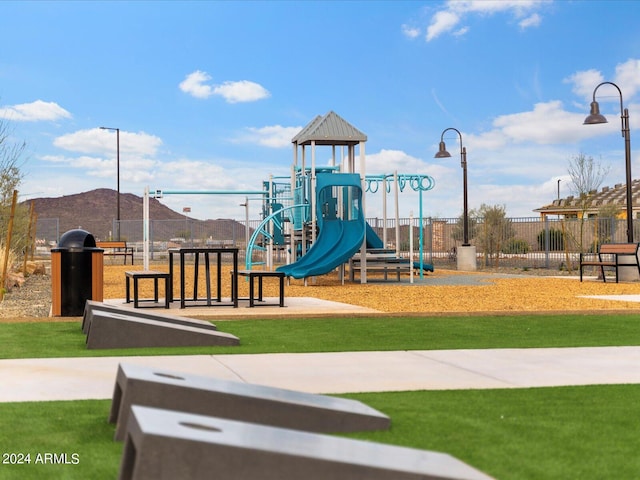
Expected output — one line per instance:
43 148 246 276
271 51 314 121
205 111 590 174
278 218 364 279
277 173 366 279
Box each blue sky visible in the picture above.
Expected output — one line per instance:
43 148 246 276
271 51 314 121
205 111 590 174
2 0 640 221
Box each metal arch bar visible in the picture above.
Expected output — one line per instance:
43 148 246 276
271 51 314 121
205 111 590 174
155 190 268 197
591 81 625 138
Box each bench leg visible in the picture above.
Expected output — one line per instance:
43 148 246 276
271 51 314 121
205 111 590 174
249 275 255 308
279 275 284 307
133 277 139 309
153 278 159 302
193 253 199 301
126 276 131 303
205 252 212 305
164 276 170 309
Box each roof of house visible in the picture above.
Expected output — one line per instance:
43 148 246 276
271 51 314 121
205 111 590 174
535 179 640 213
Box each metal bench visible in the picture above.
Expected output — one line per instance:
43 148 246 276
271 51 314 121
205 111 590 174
125 271 171 308
231 270 285 307
579 243 640 282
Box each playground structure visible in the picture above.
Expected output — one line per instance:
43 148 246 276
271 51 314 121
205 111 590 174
249 111 436 283
144 111 436 284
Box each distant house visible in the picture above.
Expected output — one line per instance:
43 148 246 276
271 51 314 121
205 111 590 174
534 179 640 219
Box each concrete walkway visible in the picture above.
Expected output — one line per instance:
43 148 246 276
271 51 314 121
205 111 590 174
2 346 640 403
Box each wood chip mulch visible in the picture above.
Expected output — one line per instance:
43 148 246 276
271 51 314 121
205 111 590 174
3 262 640 323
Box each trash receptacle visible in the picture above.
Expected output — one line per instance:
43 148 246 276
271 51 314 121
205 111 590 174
51 229 104 316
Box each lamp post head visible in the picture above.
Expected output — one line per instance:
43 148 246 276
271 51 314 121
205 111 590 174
583 101 608 125
434 141 451 158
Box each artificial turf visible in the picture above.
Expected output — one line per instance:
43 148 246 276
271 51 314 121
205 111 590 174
2 313 640 478
2 385 639 479
1 313 640 359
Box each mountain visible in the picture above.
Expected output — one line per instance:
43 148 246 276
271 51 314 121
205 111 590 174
26 188 246 242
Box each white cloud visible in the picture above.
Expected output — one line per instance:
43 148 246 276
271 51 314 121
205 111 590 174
401 24 421 39
519 13 541 29
366 149 432 175
179 70 214 99
236 125 302 148
564 59 640 104
213 80 270 103
425 0 547 41
614 58 640 99
426 10 460 41
0 100 71 122
466 100 618 149
564 69 604 101
53 128 163 156
179 70 270 103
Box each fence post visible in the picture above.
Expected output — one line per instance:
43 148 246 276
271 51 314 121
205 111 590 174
544 217 550 269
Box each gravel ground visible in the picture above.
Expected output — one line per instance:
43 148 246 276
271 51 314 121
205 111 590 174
0 263 637 321
0 273 52 319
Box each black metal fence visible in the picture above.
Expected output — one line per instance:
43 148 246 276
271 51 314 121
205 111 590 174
35 216 633 271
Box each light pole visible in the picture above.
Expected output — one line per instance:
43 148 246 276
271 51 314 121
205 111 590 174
435 127 469 246
583 81 633 243
100 126 121 241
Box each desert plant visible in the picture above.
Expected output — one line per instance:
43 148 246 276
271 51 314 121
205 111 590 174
502 238 529 254
537 228 565 251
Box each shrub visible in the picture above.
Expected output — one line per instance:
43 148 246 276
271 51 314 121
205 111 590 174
502 238 529 254
537 228 565 251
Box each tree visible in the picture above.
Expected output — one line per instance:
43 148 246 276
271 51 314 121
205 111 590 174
595 203 620 247
473 204 514 266
567 153 610 253
450 213 477 245
0 118 26 205
0 117 28 262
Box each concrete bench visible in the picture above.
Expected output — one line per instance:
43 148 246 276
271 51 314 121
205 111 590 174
579 243 640 282
118 406 492 480
231 270 285 307
125 271 171 308
110 363 389 441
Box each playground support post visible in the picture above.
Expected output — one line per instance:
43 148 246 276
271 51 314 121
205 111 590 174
409 211 414 284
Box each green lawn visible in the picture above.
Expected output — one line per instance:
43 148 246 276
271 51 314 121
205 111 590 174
2 385 639 479
1 313 640 479
2 313 640 359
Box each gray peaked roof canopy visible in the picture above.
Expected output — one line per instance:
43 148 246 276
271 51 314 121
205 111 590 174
292 111 367 146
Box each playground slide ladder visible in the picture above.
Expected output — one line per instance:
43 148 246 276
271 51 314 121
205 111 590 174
245 204 308 271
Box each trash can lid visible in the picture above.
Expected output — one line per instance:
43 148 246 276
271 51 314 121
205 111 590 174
58 229 97 249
